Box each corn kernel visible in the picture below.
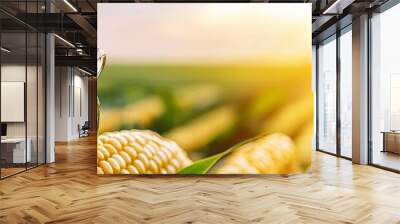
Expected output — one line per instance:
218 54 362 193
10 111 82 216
215 133 296 174
97 130 192 174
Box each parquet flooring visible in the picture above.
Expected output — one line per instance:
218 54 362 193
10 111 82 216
1 167 26 178
1 136 400 223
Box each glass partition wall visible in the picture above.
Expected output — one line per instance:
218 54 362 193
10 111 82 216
0 3 46 179
316 26 353 159
0 31 27 177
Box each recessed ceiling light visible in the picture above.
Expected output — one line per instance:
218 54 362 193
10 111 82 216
1 47 11 53
78 67 93 76
54 34 75 48
63 0 78 12
323 0 354 15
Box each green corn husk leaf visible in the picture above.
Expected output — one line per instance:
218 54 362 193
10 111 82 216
177 133 267 174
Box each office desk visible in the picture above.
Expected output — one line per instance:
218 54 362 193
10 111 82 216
382 131 400 154
1 138 31 164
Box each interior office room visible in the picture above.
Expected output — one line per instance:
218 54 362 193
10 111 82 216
0 0 399 223
370 5 400 171
315 0 400 172
0 0 97 179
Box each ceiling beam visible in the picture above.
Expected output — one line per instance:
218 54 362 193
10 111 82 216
67 13 97 39
312 15 335 33
323 0 356 14
55 55 96 70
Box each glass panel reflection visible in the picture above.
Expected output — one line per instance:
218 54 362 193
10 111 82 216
318 36 337 154
339 28 352 158
371 4 400 171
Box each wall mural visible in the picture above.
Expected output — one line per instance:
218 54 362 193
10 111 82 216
97 3 313 175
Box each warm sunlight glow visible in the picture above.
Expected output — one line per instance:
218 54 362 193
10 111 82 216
98 3 311 66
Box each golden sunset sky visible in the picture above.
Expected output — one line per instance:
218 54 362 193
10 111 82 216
98 3 311 66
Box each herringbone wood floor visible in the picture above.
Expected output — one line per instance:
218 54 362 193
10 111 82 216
1 136 400 224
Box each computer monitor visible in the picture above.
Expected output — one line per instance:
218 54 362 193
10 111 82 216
1 123 7 137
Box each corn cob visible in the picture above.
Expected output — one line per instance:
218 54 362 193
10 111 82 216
98 96 164 134
293 122 313 171
165 106 237 152
261 94 314 137
97 130 192 174
214 133 296 174
173 85 221 111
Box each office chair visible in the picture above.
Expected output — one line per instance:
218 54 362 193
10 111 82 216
79 121 90 138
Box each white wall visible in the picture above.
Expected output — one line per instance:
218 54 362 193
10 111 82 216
72 73 89 138
54 67 89 141
55 66 70 141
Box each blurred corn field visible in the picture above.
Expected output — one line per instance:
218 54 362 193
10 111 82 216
98 64 313 174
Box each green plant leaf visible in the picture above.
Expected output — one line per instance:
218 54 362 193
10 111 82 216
177 133 266 174
177 151 229 174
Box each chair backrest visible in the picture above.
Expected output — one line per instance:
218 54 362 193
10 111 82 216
82 121 90 129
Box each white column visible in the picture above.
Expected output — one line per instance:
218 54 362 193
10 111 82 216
45 0 56 163
46 32 55 163
352 14 369 164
